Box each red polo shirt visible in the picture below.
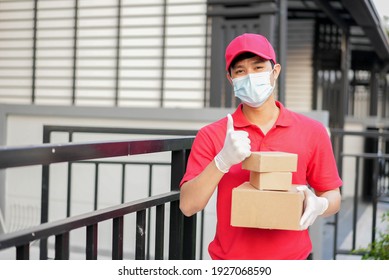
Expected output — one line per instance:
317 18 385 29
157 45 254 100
180 102 342 260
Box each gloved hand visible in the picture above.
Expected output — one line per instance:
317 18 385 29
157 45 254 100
214 114 251 173
297 185 329 230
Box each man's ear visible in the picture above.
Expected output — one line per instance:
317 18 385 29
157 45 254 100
273 64 281 80
226 72 233 84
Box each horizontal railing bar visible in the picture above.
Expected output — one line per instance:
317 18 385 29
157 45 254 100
128 138 193 156
335 249 363 256
0 191 179 250
0 141 127 168
342 152 389 159
44 125 197 136
0 137 194 169
331 129 389 139
73 160 171 165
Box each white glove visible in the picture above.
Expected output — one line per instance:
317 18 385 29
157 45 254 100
214 114 251 173
297 185 329 230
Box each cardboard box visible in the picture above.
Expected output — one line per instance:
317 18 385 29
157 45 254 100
250 171 292 191
242 151 298 172
231 182 303 230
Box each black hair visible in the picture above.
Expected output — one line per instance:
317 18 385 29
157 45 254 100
229 52 274 73
230 52 257 70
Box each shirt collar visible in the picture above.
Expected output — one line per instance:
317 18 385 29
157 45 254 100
231 101 293 129
274 101 294 127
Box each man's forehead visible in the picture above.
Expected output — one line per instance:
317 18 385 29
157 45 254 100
233 56 268 67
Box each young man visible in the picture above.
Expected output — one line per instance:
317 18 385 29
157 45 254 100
179 33 342 260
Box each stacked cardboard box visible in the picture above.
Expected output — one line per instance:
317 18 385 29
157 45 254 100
231 151 304 231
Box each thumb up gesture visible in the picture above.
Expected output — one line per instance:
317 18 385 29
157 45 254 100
214 114 251 173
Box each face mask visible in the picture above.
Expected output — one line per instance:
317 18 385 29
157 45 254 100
232 71 275 108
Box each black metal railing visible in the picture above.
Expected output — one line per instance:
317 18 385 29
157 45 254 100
0 136 197 260
3 126 389 260
38 125 199 260
330 128 389 259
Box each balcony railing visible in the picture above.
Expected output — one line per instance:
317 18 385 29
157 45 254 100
330 128 389 259
1 125 389 260
0 136 197 260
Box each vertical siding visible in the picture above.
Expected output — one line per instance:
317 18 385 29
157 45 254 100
0 0 208 108
0 3 317 110
0 0 35 104
285 20 314 111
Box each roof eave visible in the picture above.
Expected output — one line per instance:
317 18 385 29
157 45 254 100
342 0 389 62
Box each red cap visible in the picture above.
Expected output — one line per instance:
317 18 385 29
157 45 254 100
225 33 276 71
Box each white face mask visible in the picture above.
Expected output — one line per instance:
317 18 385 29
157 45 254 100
232 71 275 108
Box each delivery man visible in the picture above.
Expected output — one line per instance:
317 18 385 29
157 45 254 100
179 33 342 259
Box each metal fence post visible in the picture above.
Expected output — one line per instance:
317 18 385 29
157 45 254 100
169 148 196 259
169 149 185 259
182 148 197 260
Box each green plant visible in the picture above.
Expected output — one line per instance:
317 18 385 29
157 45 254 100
354 211 389 260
